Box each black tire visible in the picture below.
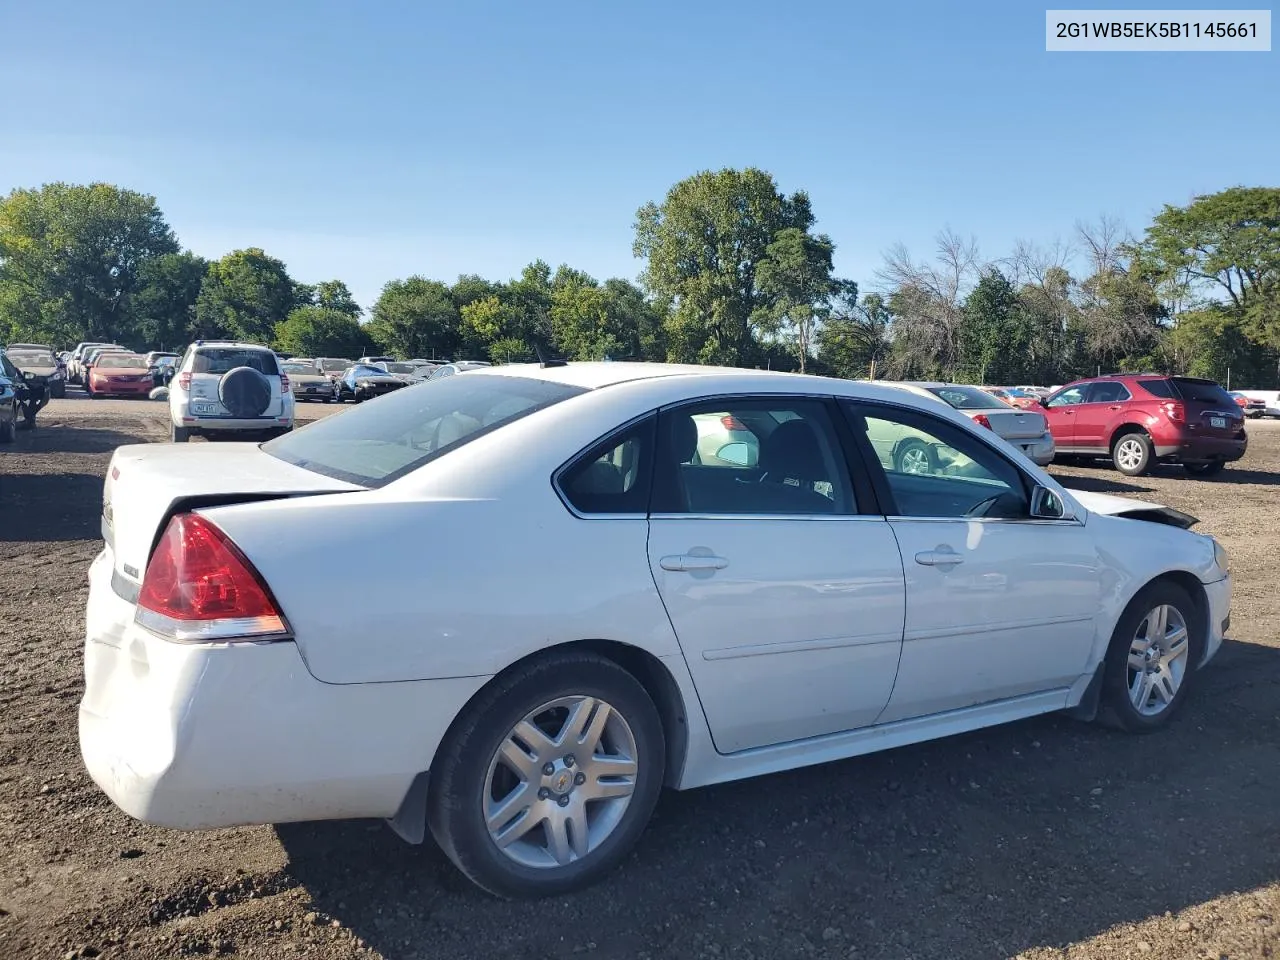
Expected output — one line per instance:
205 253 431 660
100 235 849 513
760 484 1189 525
51 381 65 399
172 425 190 443
1184 461 1225 477
1111 430 1153 476
1097 580 1203 733
427 651 665 899
893 438 937 475
0 413 15 444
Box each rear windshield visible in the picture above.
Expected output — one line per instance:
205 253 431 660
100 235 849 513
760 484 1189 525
192 349 279 376
318 358 351 373
263 374 586 486
1171 377 1234 405
928 385 1011 410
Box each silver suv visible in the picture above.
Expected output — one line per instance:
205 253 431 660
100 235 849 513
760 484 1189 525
168 341 295 443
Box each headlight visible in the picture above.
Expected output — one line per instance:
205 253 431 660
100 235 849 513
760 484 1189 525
24 371 34 379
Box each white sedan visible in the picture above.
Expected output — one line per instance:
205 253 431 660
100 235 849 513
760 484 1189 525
82 362 1231 898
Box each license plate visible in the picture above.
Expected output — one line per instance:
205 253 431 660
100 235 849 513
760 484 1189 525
1210 416 1226 429
191 402 217 415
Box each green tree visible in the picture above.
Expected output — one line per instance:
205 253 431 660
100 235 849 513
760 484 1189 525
0 182 178 346
194 248 296 342
1165 307 1271 386
634 168 818 365
1138 187 1280 349
958 268 1033 383
460 295 527 361
131 251 209 350
754 228 841 372
311 279 362 318
273 306 370 358
366 276 461 359
601 278 667 360
815 288 891 380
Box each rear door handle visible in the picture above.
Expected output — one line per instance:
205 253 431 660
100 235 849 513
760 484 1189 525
915 548 963 568
660 554 729 572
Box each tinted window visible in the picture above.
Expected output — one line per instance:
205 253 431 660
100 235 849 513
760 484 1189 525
1136 379 1175 399
653 398 854 516
558 417 655 515
927 385 1009 410
1087 381 1131 403
192 349 280 376
264 374 585 487
1171 377 1235 405
1047 385 1087 407
849 403 1029 519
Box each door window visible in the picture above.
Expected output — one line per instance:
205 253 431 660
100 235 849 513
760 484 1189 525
847 404 1030 519
653 399 855 516
1087 382 1131 403
1046 385 1088 407
557 416 655 515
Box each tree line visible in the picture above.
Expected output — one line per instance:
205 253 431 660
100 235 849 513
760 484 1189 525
1 175 1277 386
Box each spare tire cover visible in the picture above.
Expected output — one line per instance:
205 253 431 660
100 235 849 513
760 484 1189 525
218 366 271 418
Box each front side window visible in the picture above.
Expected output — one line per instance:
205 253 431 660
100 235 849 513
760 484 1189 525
652 398 854 516
558 416 655 515
848 403 1029 520
264 374 585 487
1047 385 1088 407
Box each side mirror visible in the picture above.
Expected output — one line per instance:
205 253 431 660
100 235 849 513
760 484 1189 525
1030 485 1071 520
1038 396 1049 408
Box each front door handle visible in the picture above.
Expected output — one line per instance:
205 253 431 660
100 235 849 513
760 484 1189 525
660 554 729 572
915 547 964 568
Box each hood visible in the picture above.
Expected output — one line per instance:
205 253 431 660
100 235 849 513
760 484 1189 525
103 443 358 586
1069 489 1198 529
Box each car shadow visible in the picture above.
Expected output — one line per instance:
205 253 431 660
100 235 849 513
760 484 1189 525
1192 466 1280 486
6 423 157 455
276 637 1280 960
1049 471 1155 495
0 472 104 542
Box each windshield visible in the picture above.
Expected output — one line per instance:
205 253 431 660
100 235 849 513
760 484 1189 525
6 350 56 366
192 348 280 376
1172 377 1235 405
264 374 586 486
928 385 1011 410
383 362 417 374
318 358 351 373
97 354 147 369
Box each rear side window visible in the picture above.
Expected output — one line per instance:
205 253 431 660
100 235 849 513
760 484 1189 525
558 416 656 516
1136 379 1175 399
192 349 280 376
263 374 586 487
1171 377 1234 405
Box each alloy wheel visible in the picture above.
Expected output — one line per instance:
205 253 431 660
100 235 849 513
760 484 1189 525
1116 437 1145 472
899 446 931 474
483 695 638 869
1127 603 1190 716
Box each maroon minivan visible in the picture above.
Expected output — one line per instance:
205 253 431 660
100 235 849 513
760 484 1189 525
1041 374 1247 477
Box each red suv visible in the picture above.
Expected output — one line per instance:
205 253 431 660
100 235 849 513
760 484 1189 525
1041 374 1247 477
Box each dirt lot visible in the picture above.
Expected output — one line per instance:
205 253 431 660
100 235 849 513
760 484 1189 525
2 401 1278 960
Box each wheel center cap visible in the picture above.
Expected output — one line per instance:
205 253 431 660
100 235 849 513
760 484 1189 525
551 769 573 795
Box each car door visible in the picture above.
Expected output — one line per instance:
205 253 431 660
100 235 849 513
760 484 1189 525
1073 381 1132 450
843 401 1100 723
1041 384 1089 451
646 396 906 754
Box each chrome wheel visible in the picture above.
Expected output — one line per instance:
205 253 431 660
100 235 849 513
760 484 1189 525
1127 604 1190 716
897 444 932 475
484 695 638 869
1116 437 1145 472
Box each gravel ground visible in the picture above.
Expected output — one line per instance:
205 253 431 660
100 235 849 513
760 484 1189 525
2 399 1278 960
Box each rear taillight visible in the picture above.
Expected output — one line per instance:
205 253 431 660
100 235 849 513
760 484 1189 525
135 513 288 642
1163 401 1186 423
720 415 747 431
178 372 192 390
280 373 290 391
973 414 993 429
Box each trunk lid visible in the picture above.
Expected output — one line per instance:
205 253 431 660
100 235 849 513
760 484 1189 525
102 443 358 586
978 409 1048 440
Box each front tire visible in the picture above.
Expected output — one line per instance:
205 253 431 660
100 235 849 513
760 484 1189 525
1111 431 1153 476
1097 581 1203 733
427 651 665 899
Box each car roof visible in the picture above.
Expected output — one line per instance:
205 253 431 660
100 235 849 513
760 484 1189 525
191 341 273 351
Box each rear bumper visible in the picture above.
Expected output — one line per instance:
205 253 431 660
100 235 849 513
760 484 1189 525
1013 432 1055 466
1153 436 1247 463
79 548 487 829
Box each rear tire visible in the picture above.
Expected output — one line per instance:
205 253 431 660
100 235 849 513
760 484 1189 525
1111 431 1153 477
427 651 665 899
0 414 15 443
1184 461 1225 477
171 425 190 443
894 438 937 475
1097 581 1203 733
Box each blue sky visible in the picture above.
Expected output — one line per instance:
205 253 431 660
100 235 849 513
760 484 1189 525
1 0 1275 314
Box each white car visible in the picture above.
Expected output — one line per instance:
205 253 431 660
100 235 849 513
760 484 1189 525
83 362 1230 897
167 341 295 442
